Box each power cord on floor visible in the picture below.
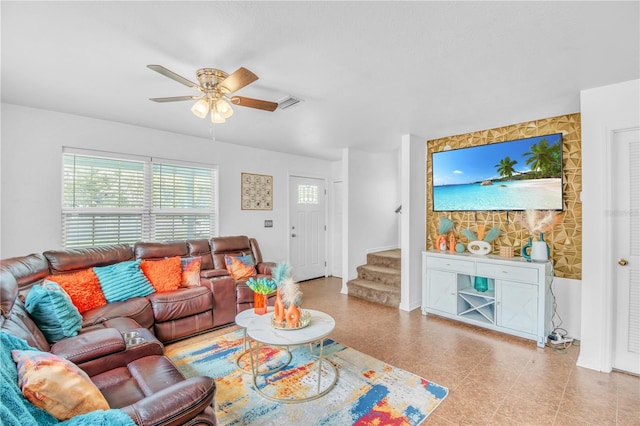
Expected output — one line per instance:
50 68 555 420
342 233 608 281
546 262 578 354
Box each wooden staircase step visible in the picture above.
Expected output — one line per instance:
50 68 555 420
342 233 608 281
347 278 400 308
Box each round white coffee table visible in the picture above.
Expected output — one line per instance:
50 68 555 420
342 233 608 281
235 307 291 375
246 309 338 403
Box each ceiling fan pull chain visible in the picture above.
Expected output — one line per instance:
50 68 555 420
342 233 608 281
210 122 216 142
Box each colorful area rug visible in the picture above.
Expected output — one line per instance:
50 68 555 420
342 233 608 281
165 329 448 425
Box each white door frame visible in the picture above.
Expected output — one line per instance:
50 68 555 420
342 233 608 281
579 79 640 373
287 173 329 279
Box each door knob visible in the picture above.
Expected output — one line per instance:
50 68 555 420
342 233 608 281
291 233 297 237
618 259 629 266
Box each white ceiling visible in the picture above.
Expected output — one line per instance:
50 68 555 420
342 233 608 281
2 1 638 161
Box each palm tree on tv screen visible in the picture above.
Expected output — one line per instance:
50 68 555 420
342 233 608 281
522 139 561 177
495 156 518 180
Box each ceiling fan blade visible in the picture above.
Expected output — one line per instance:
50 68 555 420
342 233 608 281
147 64 200 90
219 67 258 93
230 96 278 112
149 95 200 103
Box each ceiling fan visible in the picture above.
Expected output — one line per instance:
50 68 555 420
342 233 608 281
147 64 278 123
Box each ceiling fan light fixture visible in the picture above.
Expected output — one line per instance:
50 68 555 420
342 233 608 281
149 64 277 122
211 110 226 124
215 98 234 119
191 98 210 119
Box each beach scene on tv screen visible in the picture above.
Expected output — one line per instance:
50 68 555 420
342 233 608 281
432 133 563 211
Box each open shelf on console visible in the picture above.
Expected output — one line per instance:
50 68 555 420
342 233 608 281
457 278 495 324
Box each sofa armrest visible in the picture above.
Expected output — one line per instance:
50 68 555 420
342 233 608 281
257 261 276 275
50 328 125 364
121 376 216 426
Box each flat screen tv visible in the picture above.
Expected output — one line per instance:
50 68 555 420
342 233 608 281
431 133 563 212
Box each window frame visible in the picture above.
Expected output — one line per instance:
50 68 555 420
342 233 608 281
61 147 218 248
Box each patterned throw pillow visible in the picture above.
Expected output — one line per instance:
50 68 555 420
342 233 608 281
180 257 202 287
46 269 107 314
24 281 82 344
140 257 182 293
12 349 109 420
224 254 257 280
93 260 155 303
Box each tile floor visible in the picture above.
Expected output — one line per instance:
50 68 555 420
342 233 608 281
294 277 639 425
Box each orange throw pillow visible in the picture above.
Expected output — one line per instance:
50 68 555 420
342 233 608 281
180 257 202 287
46 269 107 314
224 254 257 280
12 349 109 420
140 257 182 293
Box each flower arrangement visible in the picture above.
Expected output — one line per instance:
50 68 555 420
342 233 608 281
270 262 304 328
246 276 276 294
520 210 563 239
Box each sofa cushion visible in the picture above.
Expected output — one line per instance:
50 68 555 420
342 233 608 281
46 269 107 314
224 254 256 280
210 235 253 269
94 260 155 303
12 349 110 420
134 241 188 260
180 256 202 287
44 245 134 273
24 281 82 344
81 297 154 330
147 286 212 323
186 239 214 270
140 257 182 293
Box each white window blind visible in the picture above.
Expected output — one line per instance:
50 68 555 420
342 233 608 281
62 150 217 248
151 163 216 241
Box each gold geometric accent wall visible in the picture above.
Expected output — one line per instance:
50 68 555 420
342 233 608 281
426 113 582 279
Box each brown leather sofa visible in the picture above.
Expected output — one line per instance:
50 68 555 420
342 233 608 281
0 266 217 425
0 235 274 424
33 235 275 344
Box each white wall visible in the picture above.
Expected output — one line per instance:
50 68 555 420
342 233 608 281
400 134 425 311
342 147 399 290
0 103 332 261
551 277 581 341
578 79 640 372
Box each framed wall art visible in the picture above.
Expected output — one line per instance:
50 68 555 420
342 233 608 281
241 173 273 210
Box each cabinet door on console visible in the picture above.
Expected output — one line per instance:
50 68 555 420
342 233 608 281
496 280 538 335
426 269 457 315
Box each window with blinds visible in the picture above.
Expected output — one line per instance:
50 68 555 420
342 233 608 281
62 150 217 248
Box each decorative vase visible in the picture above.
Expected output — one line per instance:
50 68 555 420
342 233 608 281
521 237 532 260
285 303 301 327
539 233 551 257
274 289 285 322
253 292 268 315
473 276 489 292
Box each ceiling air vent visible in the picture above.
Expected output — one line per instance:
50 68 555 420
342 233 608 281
277 96 303 110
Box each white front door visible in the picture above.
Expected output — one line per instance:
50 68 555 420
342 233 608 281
289 176 326 281
612 128 640 375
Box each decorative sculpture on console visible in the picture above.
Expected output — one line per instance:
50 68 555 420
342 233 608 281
437 217 454 251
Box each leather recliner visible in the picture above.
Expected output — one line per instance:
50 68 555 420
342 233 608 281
0 262 218 425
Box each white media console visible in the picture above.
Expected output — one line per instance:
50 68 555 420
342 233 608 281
422 250 553 347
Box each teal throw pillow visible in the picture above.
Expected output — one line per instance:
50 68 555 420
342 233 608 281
93 260 155 303
25 281 82 344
